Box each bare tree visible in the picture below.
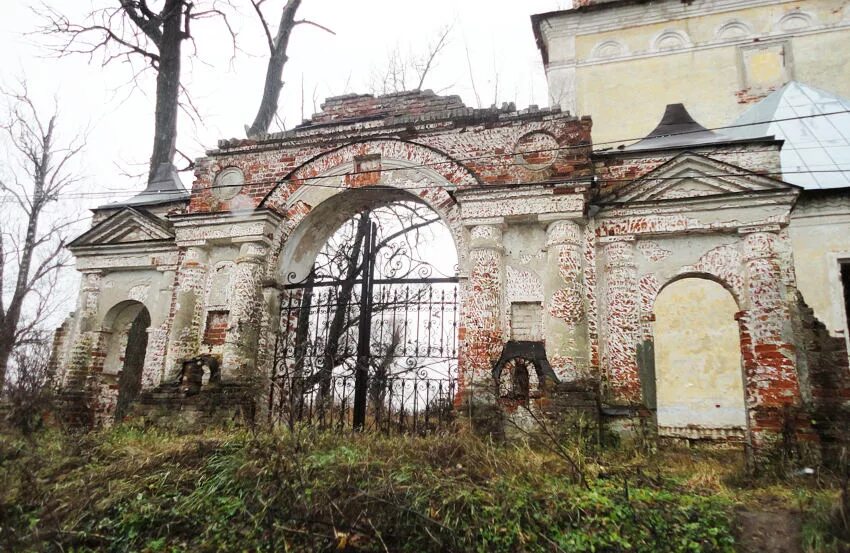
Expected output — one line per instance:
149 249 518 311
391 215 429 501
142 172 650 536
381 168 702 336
245 0 334 136
0 85 84 394
2 331 55 435
38 1 236 181
368 26 452 95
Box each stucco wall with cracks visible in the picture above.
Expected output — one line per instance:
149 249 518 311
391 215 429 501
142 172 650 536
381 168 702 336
535 0 850 145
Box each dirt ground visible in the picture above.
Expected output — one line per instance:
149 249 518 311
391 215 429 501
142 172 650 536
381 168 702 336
735 508 803 553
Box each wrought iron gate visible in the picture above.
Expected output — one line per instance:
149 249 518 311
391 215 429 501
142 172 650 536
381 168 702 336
269 212 459 434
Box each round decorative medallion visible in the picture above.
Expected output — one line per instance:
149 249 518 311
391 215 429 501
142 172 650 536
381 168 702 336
212 167 245 200
514 131 559 170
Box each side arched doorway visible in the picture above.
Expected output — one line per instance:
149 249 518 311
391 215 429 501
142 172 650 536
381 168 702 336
653 277 747 439
102 301 151 422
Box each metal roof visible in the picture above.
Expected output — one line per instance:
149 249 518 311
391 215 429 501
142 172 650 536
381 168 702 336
726 81 850 189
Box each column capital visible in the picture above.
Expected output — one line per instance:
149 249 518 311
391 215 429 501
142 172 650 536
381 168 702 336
236 241 268 264
469 224 504 251
183 245 209 267
602 239 636 270
545 219 582 248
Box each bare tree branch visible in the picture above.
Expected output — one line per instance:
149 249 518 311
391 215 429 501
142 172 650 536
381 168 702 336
293 19 336 36
36 1 238 182
246 0 333 137
416 25 451 90
0 83 84 393
368 26 452 96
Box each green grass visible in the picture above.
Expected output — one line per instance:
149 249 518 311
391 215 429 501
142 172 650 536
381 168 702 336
0 425 843 552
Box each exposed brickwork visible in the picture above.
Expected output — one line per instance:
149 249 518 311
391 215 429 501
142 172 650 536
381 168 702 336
190 90 593 215
795 294 850 461
203 310 229 345
307 90 467 126
736 87 776 105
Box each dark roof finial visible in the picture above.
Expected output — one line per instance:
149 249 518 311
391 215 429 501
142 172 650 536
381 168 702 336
615 103 741 152
646 103 710 138
98 162 189 209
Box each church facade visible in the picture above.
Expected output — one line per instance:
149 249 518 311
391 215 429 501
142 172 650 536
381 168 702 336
52 2 850 464
51 90 850 460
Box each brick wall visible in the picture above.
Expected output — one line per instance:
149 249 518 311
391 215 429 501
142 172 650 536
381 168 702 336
203 310 230 346
189 90 594 216
510 302 543 341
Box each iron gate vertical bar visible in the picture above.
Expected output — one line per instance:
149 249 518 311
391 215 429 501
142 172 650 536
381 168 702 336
353 216 376 430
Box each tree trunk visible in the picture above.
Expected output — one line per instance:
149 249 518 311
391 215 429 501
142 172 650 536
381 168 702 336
0 333 13 392
317 211 369 398
247 0 302 137
147 1 184 182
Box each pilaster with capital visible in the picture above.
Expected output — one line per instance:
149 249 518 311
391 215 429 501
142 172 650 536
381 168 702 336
739 230 805 445
461 224 506 386
222 240 268 380
545 220 588 381
164 246 209 381
63 270 106 390
141 267 177 389
600 238 642 404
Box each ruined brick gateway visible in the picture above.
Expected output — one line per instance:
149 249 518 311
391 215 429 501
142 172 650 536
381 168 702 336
52 86 850 463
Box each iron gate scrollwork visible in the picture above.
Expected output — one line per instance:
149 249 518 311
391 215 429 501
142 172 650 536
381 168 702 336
270 210 459 434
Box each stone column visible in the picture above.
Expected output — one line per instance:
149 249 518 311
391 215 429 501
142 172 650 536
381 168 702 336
164 246 209 381
63 270 105 389
222 240 267 380
61 270 106 426
544 220 588 381
740 231 805 448
600 237 642 404
140 268 177 389
462 224 505 389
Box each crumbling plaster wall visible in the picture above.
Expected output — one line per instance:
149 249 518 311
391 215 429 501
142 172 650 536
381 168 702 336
789 193 850 338
177 99 595 405
190 100 593 216
787 192 850 454
60 90 849 460
589 141 812 449
60 258 178 424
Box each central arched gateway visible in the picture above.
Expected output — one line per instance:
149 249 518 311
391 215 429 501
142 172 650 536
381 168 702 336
269 189 460 432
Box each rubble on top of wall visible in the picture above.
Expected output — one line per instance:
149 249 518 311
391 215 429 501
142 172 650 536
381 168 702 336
214 89 574 151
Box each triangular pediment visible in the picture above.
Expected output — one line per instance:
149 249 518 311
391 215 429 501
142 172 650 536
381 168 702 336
609 152 797 203
69 207 174 248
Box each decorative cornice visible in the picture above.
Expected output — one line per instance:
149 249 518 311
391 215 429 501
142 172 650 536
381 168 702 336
571 24 850 68
538 0 820 39
171 209 283 247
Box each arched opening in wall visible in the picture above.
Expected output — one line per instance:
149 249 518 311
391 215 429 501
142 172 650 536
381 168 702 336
102 301 151 422
497 357 541 402
272 188 459 434
653 277 747 440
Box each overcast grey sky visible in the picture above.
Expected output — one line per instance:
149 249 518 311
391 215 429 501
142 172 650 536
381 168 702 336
0 0 570 326
2 1 570 209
